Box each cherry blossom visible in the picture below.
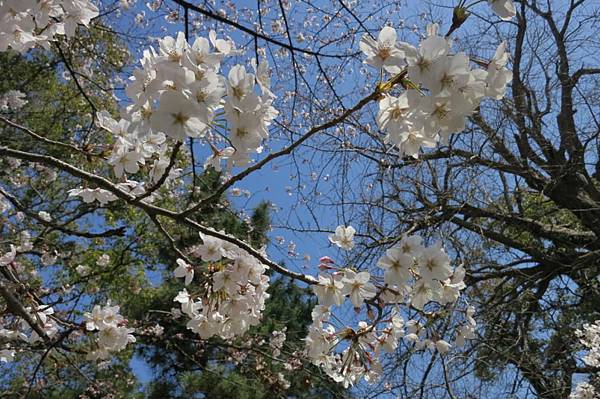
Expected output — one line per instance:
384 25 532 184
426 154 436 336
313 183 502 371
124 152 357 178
37 211 51 222
417 241 452 282
570 382 597 399
486 41 513 99
569 320 600 397
436 339 452 354
399 24 450 86
24 305 58 343
192 232 227 261
410 279 443 310
329 225 356 250
0 245 17 266
204 146 235 172
115 30 275 172
368 24 512 158
342 269 377 308
0 0 98 52
377 244 414 286
174 237 270 340
68 187 118 205
174 258 194 285
455 306 477 347
84 302 135 360
312 273 345 307
75 264 90 276
151 91 208 140
488 0 517 21
96 254 110 267
378 316 405 353
307 234 470 385
84 303 123 331
359 26 404 73
0 90 27 110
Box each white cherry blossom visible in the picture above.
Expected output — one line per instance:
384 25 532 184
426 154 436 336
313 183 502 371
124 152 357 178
96 254 110 267
486 41 513 99
377 246 413 286
411 279 443 310
399 25 450 85
0 245 17 266
151 91 208 140
342 270 377 308
488 0 516 21
417 241 452 282
174 258 194 285
329 225 356 250
75 264 90 276
193 232 226 261
313 273 345 307
359 27 404 73
68 187 117 205
435 339 452 354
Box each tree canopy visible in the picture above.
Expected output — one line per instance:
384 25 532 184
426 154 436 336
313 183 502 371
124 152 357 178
1 0 600 398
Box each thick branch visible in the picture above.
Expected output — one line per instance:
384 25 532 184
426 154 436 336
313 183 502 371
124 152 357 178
0 146 316 284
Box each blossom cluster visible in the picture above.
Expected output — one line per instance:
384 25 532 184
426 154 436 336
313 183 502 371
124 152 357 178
0 304 58 344
98 109 182 190
84 302 136 360
269 328 287 357
68 186 118 205
577 320 600 368
570 320 600 398
306 233 472 386
362 24 512 158
0 90 27 111
0 230 63 356
570 382 597 399
0 230 35 267
0 243 16 266
0 0 98 53
96 30 277 183
0 303 61 365
75 254 111 276
173 232 270 340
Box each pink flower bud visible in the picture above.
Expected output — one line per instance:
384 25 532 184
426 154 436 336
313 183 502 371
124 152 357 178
319 256 334 264
318 263 333 271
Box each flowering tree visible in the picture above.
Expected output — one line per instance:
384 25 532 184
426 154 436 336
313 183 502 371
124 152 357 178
321 1 600 397
1 0 598 397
